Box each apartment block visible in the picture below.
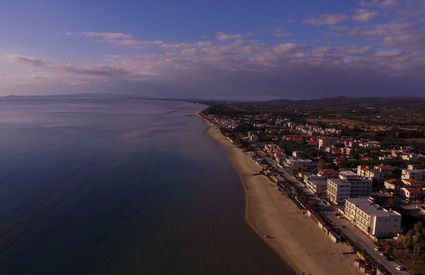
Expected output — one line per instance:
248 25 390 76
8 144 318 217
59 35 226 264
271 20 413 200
344 197 401 238
327 171 372 205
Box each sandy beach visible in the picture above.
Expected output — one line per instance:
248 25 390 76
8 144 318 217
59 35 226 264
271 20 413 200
199 114 358 275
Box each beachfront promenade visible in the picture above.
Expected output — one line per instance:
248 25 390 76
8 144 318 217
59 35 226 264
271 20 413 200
199 114 359 275
256 142 409 275
199 113 412 275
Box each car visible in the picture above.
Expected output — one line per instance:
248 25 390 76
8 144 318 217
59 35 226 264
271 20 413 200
396 265 406 271
379 251 388 257
374 246 382 251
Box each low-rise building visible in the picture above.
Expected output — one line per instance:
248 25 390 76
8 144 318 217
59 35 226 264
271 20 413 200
306 178 328 196
318 138 335 150
384 179 401 190
402 168 425 181
357 165 393 183
344 197 401 238
400 187 423 202
401 179 424 187
318 169 339 178
285 157 315 171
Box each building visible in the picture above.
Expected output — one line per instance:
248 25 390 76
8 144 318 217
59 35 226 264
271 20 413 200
400 187 423 202
247 131 258 142
327 178 351 204
327 171 372 204
402 168 425 181
344 197 401 238
384 179 401 190
357 165 393 183
358 140 381 149
318 138 335 150
401 153 425 161
318 169 339 178
306 178 328 196
285 157 315 171
401 179 424 187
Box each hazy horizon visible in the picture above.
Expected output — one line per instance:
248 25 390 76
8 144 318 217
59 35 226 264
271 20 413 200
0 92 424 102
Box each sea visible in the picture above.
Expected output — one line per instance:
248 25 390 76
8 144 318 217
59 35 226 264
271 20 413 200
0 97 291 275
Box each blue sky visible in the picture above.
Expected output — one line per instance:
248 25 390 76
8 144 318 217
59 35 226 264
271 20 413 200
0 0 424 99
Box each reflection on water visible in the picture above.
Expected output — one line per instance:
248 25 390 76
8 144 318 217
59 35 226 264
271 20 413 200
0 98 292 275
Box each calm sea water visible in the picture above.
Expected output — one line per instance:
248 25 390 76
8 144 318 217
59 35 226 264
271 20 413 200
0 98 291 275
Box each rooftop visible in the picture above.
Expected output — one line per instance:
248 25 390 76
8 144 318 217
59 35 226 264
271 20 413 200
339 171 358 176
308 179 328 185
329 178 351 186
346 197 401 217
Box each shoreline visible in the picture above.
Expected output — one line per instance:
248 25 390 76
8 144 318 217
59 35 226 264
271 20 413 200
197 113 358 275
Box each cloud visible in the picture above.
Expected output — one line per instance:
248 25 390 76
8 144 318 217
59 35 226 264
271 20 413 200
352 9 379 22
31 75 49 81
360 0 398 9
0 53 139 81
350 22 425 48
271 43 306 54
3 31 425 99
272 28 291 38
3 1 425 101
216 32 242 41
304 14 349 26
0 54 50 66
67 32 163 48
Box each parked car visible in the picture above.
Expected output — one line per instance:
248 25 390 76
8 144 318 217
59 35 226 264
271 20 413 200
396 265 406 271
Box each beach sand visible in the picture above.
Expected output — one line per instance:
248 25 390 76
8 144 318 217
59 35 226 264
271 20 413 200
199 115 358 275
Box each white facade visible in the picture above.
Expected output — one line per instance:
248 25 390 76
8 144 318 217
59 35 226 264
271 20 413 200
344 197 401 238
401 169 425 181
327 179 351 204
327 172 372 205
285 157 314 171
306 179 328 196
357 165 393 183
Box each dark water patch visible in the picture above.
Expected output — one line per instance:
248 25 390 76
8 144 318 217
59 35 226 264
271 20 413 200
0 98 293 275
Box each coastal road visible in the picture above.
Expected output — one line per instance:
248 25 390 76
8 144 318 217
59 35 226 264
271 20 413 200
257 150 409 274
324 211 409 275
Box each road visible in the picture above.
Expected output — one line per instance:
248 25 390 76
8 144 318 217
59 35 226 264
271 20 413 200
257 148 409 274
325 211 409 275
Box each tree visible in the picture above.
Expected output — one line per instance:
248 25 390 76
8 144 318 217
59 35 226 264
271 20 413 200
413 233 424 256
388 197 400 210
414 221 424 234
404 229 415 250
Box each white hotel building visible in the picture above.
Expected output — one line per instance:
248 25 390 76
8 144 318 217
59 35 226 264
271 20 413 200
344 197 401 238
327 171 372 205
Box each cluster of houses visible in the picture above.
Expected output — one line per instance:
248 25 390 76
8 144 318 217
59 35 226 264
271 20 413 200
284 121 342 136
208 116 239 130
206 112 425 240
261 138 405 238
383 166 425 202
282 153 405 239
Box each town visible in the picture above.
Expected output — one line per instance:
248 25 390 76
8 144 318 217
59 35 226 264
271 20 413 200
201 103 425 275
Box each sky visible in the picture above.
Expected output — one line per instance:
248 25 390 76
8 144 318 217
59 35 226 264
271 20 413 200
0 0 425 100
